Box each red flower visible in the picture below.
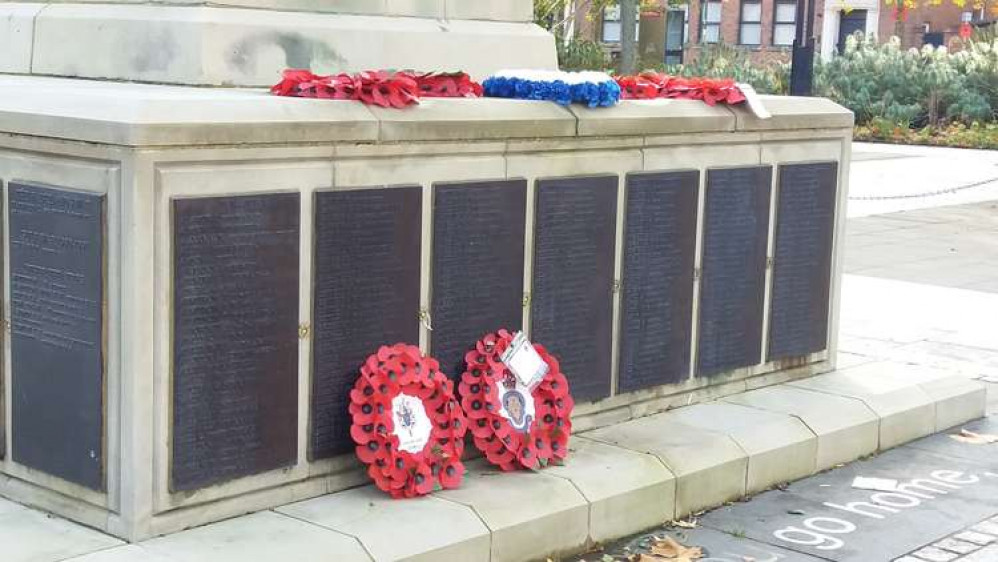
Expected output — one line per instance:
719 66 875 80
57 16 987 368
459 330 574 471
438 458 465 489
350 344 467 498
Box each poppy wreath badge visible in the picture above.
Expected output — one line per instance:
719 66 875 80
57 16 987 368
458 330 573 471
350 343 467 498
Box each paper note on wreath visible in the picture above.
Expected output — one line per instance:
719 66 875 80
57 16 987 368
500 332 549 389
737 83 771 120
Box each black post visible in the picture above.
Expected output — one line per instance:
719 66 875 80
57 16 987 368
789 0 815 96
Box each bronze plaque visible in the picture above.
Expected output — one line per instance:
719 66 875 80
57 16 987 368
310 187 422 460
619 171 699 392
697 166 772 377
768 162 839 361
172 193 300 491
9 182 105 490
431 179 526 379
532 176 618 402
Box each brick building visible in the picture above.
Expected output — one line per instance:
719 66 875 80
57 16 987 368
574 0 991 66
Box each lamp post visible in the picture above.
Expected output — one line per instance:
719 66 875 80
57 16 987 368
789 0 816 95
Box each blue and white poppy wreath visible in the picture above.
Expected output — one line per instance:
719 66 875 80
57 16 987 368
482 70 621 107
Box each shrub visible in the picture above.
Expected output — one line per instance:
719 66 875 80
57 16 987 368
814 34 996 126
556 36 611 71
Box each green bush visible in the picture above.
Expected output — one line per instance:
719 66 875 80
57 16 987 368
814 34 996 127
556 36 610 71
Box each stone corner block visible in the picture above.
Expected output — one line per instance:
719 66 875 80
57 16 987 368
665 402 818 494
276 486 490 562
0 3 41 74
734 95 854 132
570 99 735 137
543 436 677 544
432 463 590 562
721 385 879 471
139 511 372 562
788 364 938 450
919 376 987 431
445 0 533 21
370 98 577 142
583 412 748 518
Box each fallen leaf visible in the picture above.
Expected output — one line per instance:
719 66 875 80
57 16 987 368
650 536 704 560
950 429 998 445
671 518 698 529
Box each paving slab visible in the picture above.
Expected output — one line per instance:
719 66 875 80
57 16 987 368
62 545 173 562
663 402 818 493
139 511 372 562
583 411 748 517
722 385 880 470
904 417 998 466
432 462 589 562
0 498 122 562
542 436 677 544
789 362 939 449
579 525 826 561
276 486 490 562
699 446 998 561
960 545 998 561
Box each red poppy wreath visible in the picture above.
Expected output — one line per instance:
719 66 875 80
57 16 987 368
458 330 573 471
350 343 467 498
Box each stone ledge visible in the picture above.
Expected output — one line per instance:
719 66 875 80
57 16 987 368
7 368 987 562
0 76 853 147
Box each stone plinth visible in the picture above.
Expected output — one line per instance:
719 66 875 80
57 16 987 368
0 0 552 86
0 74 853 541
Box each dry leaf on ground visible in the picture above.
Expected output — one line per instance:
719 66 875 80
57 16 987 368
671 518 698 529
649 536 704 560
950 429 998 445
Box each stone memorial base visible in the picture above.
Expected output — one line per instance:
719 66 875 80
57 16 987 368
0 1 555 86
0 74 853 541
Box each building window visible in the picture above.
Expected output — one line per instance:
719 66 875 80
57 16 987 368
602 4 640 43
773 0 798 46
701 0 722 43
739 0 762 45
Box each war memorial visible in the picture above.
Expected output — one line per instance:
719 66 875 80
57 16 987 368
0 1 903 559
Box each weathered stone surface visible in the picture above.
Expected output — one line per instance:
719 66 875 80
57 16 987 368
789 364 938 449
433 463 590 562
572 99 734 137
371 98 575 142
140 511 371 562
543 437 678 543
584 412 748 517
0 499 122 562
734 95 854 131
0 76 379 146
0 4 40 74
277 487 489 562
722 385 879 470
31 5 556 86
665 402 818 493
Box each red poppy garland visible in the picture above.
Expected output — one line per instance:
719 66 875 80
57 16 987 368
271 69 482 108
350 343 467 498
458 330 573 471
615 72 747 106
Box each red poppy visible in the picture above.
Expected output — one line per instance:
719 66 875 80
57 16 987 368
350 343 467 498
458 330 574 471
615 72 747 107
